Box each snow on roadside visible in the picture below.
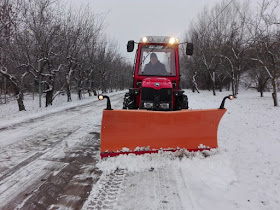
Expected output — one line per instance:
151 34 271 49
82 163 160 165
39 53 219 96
0 91 125 129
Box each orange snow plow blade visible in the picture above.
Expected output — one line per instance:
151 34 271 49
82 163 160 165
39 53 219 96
100 109 226 158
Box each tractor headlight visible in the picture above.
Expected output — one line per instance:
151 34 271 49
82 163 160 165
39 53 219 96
160 103 169 110
144 102 153 109
142 37 148 43
169 37 176 44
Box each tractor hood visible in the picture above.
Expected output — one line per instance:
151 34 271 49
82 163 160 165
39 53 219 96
142 77 172 90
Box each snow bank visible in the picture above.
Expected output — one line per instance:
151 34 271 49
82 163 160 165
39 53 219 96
97 149 220 173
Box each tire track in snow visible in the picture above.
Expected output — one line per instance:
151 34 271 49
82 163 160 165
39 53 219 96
175 167 196 209
84 166 186 210
0 127 80 182
1 131 101 210
84 169 126 210
0 126 81 177
155 168 184 210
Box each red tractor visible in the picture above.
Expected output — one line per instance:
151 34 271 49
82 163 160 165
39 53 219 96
123 36 193 111
98 36 232 158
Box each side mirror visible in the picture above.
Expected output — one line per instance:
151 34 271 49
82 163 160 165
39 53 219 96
186 43 194 56
127 40 135 52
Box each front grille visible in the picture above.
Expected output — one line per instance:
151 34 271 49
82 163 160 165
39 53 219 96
141 88 172 110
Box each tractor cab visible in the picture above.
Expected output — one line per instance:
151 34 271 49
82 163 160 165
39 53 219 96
125 36 193 111
133 36 179 85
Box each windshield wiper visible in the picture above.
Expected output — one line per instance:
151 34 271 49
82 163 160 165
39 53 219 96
139 46 157 67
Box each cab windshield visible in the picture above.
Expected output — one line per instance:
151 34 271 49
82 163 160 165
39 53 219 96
138 45 176 76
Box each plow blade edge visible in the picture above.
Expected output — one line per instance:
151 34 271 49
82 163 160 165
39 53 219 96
100 109 226 158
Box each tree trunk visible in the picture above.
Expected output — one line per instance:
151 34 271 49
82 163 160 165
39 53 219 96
88 89 92 97
259 83 265 97
78 85 82 100
14 86 25 111
87 80 92 97
93 89 97 96
66 66 73 102
272 78 278 106
66 82 72 102
212 72 216 96
192 72 199 93
235 73 240 96
45 89 53 107
92 82 97 96
1 70 26 111
3 75 7 104
17 92 26 111
231 80 236 98
77 71 82 100
234 66 241 96
260 88 264 97
212 82 216 96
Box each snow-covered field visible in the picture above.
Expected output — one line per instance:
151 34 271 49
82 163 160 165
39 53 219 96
0 90 279 210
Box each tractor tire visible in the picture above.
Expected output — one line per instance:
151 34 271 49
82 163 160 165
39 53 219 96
181 94 189 109
123 93 136 109
175 94 189 110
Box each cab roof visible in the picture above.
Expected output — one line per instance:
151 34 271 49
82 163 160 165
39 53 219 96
139 36 179 44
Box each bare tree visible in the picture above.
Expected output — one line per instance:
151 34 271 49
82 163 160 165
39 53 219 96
1 0 132 111
0 0 26 111
183 0 280 107
247 0 280 106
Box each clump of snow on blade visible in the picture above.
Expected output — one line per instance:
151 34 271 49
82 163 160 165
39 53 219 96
198 144 210 149
97 149 219 173
175 148 219 158
121 147 131 152
134 146 150 151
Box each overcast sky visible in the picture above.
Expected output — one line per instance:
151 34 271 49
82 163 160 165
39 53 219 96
65 0 231 61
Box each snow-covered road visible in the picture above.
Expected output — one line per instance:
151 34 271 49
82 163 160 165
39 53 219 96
0 93 123 209
0 90 280 210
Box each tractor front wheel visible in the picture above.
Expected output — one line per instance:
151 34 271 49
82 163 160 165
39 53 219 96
175 94 189 110
123 93 136 109
181 95 189 109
